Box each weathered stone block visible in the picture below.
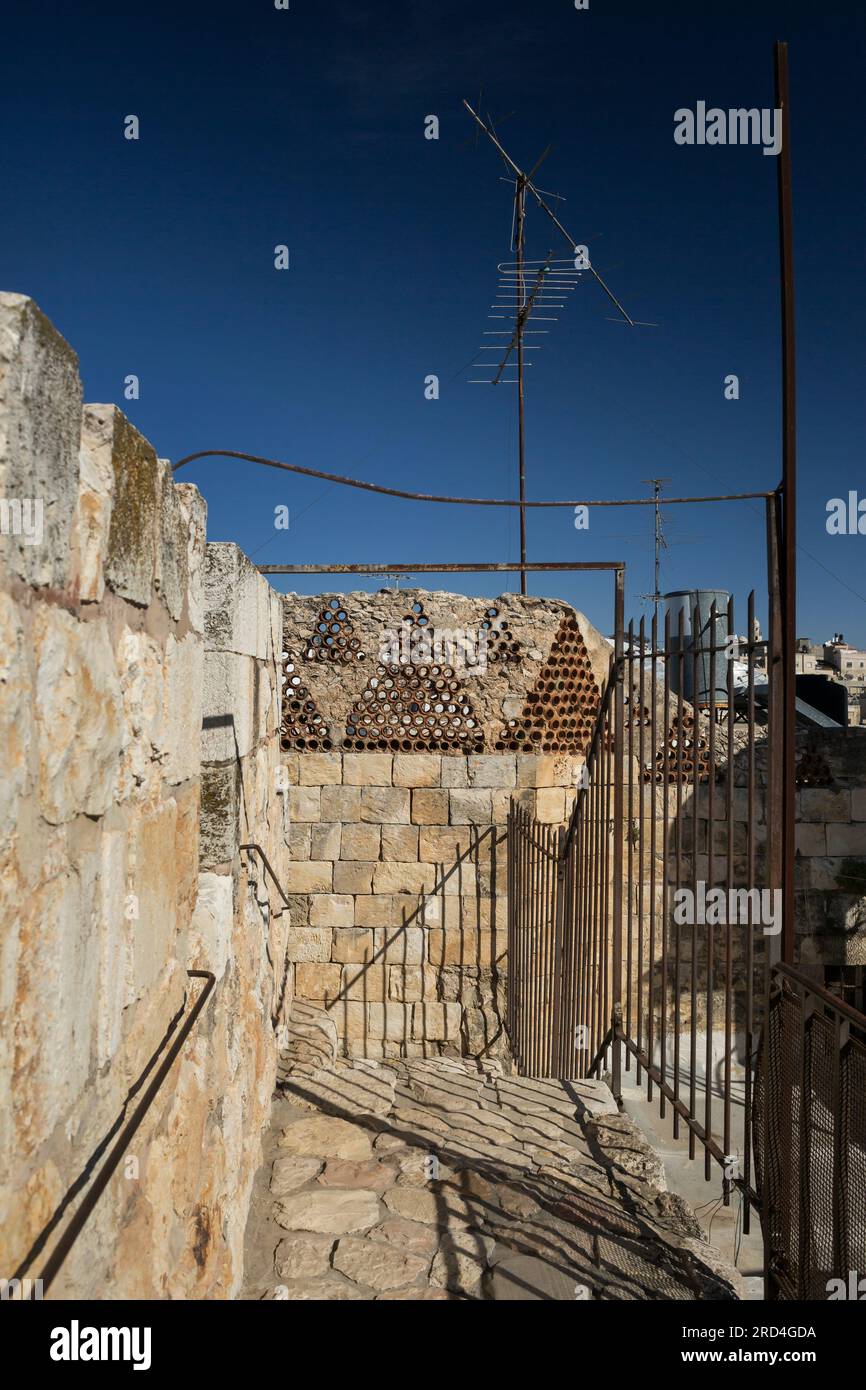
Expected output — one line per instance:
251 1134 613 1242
492 788 534 822
516 754 558 789
428 929 502 968
853 789 866 822
440 757 469 788
295 963 342 1001
372 861 437 895
360 787 410 824
418 826 476 863
796 824 828 857
334 861 376 894
201 651 258 763
389 966 438 1002
164 632 203 786
0 294 82 591
449 789 492 825
203 542 275 661
321 785 361 822
341 964 387 1002
332 1000 370 1041
286 927 332 963
798 789 851 823
827 823 866 856
340 823 381 860
412 789 449 824
287 786 321 823
467 755 515 788
287 823 311 860
33 606 123 824
286 861 333 894
366 1003 414 1041
176 482 207 635
199 761 240 867
331 928 374 964
299 753 342 786
354 895 400 928
343 753 393 786
381 825 419 860
441 863 476 895
310 822 341 860
309 894 354 928
373 925 424 965
536 788 566 823
392 754 441 788
280 752 300 786
411 1002 461 1041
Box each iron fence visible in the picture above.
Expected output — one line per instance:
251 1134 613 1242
507 592 772 1233
755 963 866 1300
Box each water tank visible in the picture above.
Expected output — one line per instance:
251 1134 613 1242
664 589 731 708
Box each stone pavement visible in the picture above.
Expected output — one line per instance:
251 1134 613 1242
241 1004 742 1301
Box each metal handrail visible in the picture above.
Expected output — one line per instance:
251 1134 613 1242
240 842 290 908
773 961 866 1032
22 969 215 1296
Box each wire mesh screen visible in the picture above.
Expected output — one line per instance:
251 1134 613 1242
755 967 866 1299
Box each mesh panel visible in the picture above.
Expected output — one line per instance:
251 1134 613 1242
756 977 866 1299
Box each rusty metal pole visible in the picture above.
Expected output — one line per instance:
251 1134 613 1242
516 177 528 595
611 565 625 1103
775 40 797 967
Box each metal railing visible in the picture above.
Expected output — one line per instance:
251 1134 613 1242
507 593 773 1235
755 963 866 1300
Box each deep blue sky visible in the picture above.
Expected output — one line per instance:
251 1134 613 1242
2 0 864 642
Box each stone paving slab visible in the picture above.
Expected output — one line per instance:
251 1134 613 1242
241 1017 744 1302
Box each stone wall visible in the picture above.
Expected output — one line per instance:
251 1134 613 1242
0 293 289 1299
279 590 612 1059
794 727 866 970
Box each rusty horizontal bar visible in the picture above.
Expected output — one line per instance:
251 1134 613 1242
259 561 624 575
774 961 866 1030
173 448 772 509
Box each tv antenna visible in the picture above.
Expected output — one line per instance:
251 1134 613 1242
639 476 672 622
462 100 655 594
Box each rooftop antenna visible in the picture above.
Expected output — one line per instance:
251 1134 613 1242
639 477 671 624
463 100 654 594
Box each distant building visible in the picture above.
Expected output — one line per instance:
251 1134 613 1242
823 635 866 683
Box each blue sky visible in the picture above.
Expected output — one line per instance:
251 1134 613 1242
2 0 864 642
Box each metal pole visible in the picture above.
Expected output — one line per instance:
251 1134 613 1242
611 565 625 1103
516 177 528 595
775 40 797 967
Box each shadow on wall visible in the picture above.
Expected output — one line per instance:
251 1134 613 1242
324 827 508 1061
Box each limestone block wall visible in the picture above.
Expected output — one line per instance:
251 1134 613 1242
279 589 611 1059
0 293 289 1299
793 728 866 970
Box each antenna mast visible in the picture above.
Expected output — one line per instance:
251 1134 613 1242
640 476 671 623
463 100 648 595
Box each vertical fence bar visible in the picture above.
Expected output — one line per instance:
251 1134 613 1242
723 594 735 1206
775 39 797 971
631 614 636 1067
673 607 685 1139
637 615 646 1087
743 590 756 1236
705 599 718 1181
648 606 658 1101
660 606 671 1118
689 601 700 1161
611 566 624 1098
